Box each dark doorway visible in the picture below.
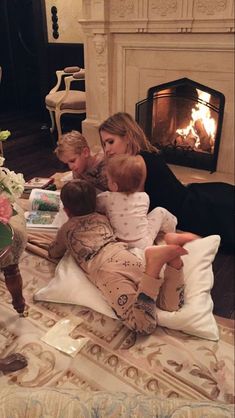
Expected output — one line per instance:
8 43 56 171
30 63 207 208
0 0 48 115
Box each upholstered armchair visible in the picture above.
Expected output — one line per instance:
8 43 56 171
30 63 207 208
0 203 27 315
45 66 86 138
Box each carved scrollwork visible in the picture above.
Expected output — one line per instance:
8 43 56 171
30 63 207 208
93 34 108 97
110 0 135 18
150 0 178 17
195 0 227 15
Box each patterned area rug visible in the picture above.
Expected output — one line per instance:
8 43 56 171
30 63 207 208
0 251 234 404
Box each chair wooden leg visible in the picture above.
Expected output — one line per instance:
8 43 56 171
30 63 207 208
49 110 55 133
55 111 62 138
3 264 25 315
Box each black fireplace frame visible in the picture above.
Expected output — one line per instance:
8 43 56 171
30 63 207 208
135 78 225 172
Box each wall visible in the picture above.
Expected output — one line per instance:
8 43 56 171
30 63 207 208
44 0 84 43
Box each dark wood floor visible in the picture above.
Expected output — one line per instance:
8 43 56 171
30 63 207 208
1 111 234 319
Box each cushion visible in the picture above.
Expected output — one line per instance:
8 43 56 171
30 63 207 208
34 251 116 319
73 69 85 79
0 387 233 418
45 91 86 110
64 66 80 73
34 235 220 340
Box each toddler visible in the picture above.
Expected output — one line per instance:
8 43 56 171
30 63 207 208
97 154 177 249
54 130 107 192
48 179 198 335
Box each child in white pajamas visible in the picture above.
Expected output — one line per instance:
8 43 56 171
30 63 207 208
96 155 177 249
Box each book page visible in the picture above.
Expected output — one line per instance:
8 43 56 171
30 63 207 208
25 189 68 229
28 189 61 211
25 209 67 229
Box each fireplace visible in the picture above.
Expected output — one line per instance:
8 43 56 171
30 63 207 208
135 78 225 172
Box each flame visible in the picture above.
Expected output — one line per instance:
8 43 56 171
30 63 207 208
176 89 216 151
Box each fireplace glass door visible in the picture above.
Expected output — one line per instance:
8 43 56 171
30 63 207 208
136 78 225 172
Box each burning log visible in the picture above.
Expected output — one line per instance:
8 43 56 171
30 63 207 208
194 119 212 152
175 129 197 148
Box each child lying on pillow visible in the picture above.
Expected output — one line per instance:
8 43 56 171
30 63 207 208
48 179 198 335
97 154 177 249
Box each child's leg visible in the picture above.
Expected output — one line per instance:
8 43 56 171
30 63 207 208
147 207 177 241
157 232 200 311
156 265 185 312
90 243 187 335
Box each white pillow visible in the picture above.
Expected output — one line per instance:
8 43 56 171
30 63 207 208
156 235 220 340
34 235 220 340
34 251 117 319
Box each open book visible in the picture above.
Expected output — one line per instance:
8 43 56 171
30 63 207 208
24 189 68 230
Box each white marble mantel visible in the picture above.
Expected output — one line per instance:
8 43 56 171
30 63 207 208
79 0 234 176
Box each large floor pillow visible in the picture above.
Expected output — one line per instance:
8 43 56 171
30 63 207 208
34 235 221 340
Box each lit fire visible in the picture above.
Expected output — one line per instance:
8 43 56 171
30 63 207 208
175 89 216 153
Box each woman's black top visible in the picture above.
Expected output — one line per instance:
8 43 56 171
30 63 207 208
140 150 235 253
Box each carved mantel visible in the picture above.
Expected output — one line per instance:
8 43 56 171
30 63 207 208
79 0 234 174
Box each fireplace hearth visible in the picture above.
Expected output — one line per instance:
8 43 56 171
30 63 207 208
136 78 225 172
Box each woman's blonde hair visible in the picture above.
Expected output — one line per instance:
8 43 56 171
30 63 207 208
106 154 146 194
54 130 89 158
99 112 158 155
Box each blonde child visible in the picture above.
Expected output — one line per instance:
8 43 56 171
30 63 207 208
53 130 107 192
96 154 177 249
48 179 199 335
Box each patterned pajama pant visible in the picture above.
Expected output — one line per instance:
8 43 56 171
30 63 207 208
125 207 177 250
84 242 184 335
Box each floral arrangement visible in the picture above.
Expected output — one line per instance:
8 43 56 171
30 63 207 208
0 194 13 224
0 156 25 224
0 130 11 142
0 131 25 250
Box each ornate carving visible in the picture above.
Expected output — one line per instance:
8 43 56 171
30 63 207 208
110 0 135 18
150 0 178 17
83 0 91 19
93 34 108 98
195 0 227 15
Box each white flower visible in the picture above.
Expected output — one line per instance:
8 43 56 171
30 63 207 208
0 165 25 202
0 130 11 142
0 129 24 209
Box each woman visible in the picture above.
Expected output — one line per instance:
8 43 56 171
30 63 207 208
99 112 234 253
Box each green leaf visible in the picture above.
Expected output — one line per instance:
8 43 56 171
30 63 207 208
0 223 13 251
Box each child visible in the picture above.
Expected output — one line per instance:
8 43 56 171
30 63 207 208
54 130 107 192
96 154 177 249
48 179 198 335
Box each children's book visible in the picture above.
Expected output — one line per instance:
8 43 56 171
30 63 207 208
24 177 54 191
24 189 68 230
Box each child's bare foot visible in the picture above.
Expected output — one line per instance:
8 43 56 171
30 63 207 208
145 245 188 278
164 232 200 246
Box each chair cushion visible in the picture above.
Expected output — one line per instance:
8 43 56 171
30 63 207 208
64 66 80 73
45 91 86 110
73 70 85 79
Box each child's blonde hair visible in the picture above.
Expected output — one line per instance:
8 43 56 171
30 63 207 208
55 130 89 159
106 154 146 194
